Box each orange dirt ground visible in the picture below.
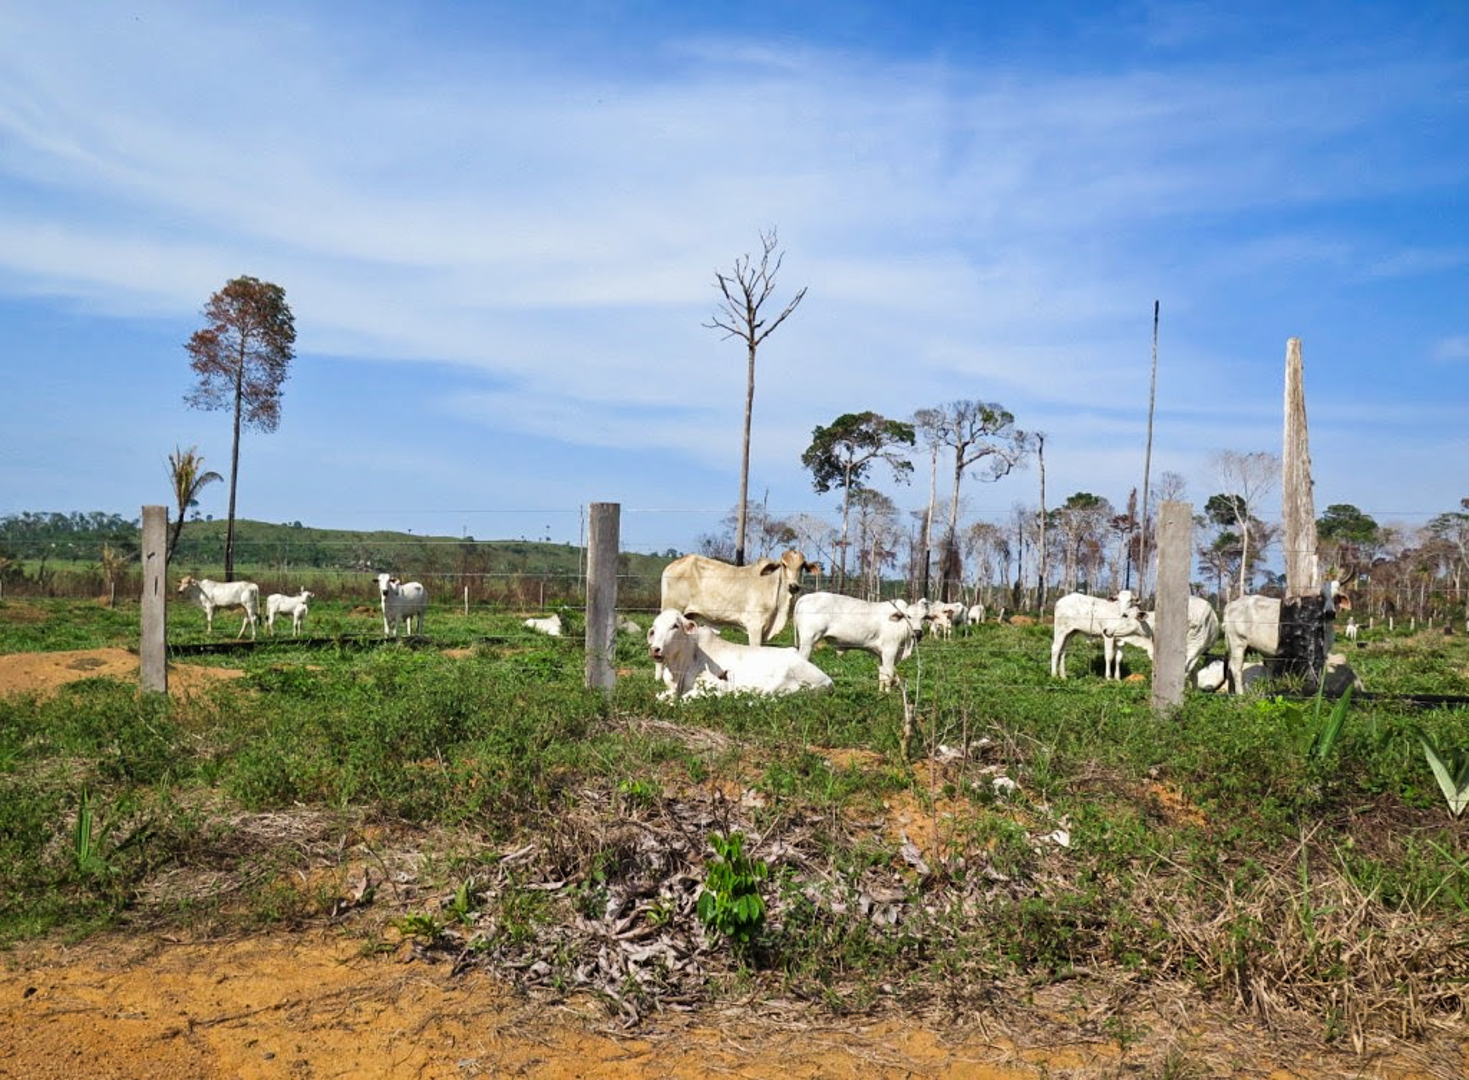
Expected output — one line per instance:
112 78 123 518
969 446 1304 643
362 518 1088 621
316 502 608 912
2 650 1466 1079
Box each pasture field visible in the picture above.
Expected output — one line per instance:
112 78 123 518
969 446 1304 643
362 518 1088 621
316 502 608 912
2 596 1468 1076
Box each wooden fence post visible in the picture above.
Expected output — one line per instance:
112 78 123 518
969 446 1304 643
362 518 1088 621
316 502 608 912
585 503 620 691
140 505 167 696
1151 500 1191 712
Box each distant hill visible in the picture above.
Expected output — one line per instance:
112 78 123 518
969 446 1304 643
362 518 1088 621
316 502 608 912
0 513 677 603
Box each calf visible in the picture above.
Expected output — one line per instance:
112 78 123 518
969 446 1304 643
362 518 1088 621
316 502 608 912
178 576 260 639
1103 596 1221 679
377 573 428 637
265 589 313 637
930 601 967 640
793 592 930 691
1049 590 1140 679
647 608 833 700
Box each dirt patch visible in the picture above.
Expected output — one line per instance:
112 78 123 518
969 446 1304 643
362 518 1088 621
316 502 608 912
0 647 244 699
2 931 1462 1079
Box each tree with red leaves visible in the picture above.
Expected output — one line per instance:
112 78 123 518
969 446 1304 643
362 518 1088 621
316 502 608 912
184 276 296 581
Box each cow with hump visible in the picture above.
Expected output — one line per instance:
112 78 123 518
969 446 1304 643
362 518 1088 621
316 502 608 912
658 549 820 647
647 608 834 701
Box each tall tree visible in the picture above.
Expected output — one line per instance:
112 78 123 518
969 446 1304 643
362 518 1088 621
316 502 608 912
914 401 1028 600
1210 450 1279 598
705 229 806 567
184 276 296 581
166 445 223 564
801 411 915 589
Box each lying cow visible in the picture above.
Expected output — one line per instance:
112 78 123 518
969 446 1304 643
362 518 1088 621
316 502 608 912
1049 590 1140 679
647 608 833 700
1222 580 1338 694
1102 596 1221 679
265 589 313 637
524 614 563 636
792 593 930 691
659 549 819 647
377 573 428 637
178 576 260 639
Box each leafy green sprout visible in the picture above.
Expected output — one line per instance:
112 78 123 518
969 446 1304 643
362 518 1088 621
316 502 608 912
696 831 769 948
1417 731 1469 818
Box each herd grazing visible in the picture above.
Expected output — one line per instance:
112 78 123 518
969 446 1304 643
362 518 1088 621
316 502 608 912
168 547 1349 700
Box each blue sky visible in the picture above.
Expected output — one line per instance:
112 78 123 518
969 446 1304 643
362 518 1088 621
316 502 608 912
1 1 1465 556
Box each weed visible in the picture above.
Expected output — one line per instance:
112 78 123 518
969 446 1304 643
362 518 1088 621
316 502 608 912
697 831 768 948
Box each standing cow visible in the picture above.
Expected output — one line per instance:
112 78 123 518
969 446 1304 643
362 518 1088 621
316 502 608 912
792 593 931 691
659 549 819 647
1222 580 1338 694
377 573 428 637
178 576 261 639
1049 591 1140 679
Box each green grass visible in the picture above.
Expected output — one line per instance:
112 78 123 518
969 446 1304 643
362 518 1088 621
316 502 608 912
2 600 1467 1039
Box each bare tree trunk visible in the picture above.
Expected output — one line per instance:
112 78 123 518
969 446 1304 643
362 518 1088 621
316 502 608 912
922 442 937 599
224 356 244 582
734 338 755 567
1036 434 1048 612
1282 337 1320 598
1139 300 1160 599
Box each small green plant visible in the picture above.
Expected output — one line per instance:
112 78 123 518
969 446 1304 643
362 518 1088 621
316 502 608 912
447 878 478 926
616 777 659 808
1417 731 1469 818
696 831 768 948
72 786 115 878
394 912 444 942
1307 685 1352 760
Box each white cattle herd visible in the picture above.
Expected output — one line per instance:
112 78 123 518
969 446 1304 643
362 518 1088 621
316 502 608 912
173 547 1345 698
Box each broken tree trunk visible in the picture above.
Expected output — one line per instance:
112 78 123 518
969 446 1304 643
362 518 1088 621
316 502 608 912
1277 337 1331 688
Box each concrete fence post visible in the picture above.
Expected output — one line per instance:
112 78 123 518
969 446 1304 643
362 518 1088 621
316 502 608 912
585 503 620 691
141 505 168 696
1151 500 1192 712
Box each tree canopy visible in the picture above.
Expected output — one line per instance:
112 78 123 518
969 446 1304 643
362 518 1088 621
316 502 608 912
185 275 297 580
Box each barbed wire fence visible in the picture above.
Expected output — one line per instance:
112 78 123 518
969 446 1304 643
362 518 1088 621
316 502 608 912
0 503 1465 630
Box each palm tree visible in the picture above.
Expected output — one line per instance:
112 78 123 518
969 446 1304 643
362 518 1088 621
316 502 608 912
167 445 223 564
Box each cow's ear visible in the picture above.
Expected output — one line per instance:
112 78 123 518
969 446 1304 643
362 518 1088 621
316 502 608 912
888 612 905 622
805 562 821 574
759 562 780 576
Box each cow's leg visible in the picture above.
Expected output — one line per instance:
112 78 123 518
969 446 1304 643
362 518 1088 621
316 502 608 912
1050 629 1067 678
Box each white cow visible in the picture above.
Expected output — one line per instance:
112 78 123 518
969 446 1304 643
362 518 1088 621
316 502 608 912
377 573 428 637
1344 617 1359 642
647 608 833 700
178 576 260 639
1049 591 1140 679
1103 596 1221 679
265 589 313 637
931 601 967 640
966 603 986 631
793 592 931 691
617 615 643 635
524 614 563 636
659 549 819 647
1222 581 1338 694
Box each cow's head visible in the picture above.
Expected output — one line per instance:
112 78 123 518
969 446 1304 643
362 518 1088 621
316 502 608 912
765 549 819 595
377 572 396 598
647 608 697 662
176 575 197 594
